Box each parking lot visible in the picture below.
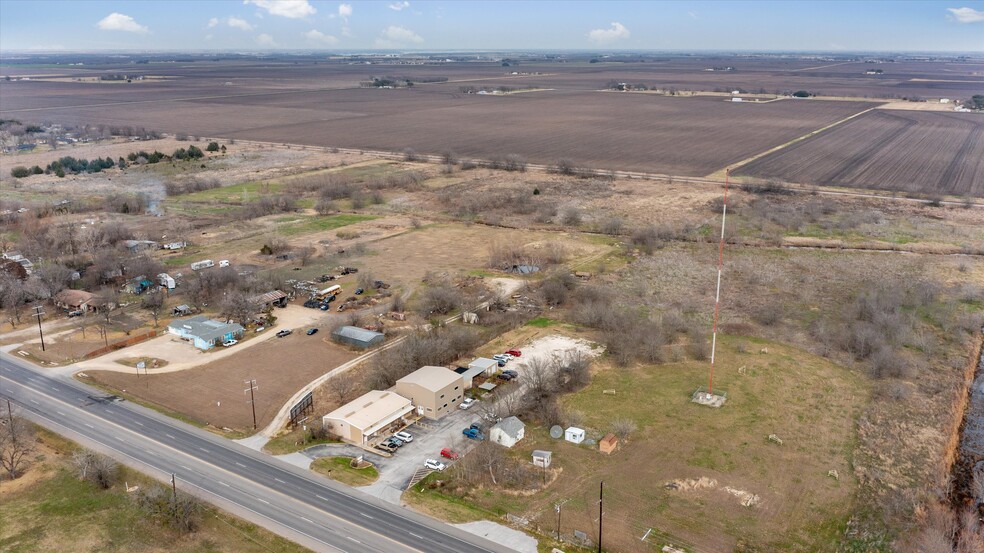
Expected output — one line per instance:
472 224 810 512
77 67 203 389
303 397 492 504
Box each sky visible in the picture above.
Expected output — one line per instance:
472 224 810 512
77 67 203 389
0 0 982 53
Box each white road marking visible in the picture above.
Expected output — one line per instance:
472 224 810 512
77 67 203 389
274 478 285 484
346 537 362 544
256 497 270 505
316 494 328 501
84 423 94 429
50 386 58 392
299 516 313 524
56 411 66 416
29 399 39 405
219 481 230 487
360 512 374 520
235 462 246 468
134 421 144 427
198 447 209 453
115 436 125 442
165 434 175 439
409 532 423 539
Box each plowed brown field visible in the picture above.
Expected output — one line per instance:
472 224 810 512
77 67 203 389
736 110 984 196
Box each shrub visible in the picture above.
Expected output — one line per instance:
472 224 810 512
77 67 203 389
10 166 30 178
205 141 220 152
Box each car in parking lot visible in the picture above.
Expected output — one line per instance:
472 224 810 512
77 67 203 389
424 459 447 471
502 369 518 378
306 328 319 335
394 431 413 443
459 397 477 410
492 354 509 363
440 447 460 460
505 349 522 357
462 427 484 440
383 437 404 448
376 442 398 453
276 329 293 337
496 372 515 381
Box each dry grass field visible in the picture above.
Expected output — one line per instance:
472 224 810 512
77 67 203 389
737 110 984 196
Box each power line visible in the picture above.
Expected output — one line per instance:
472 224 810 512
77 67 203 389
244 379 259 430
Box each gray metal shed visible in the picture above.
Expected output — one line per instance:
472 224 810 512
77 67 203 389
331 326 385 349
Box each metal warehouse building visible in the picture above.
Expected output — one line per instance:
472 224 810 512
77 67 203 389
322 391 414 445
331 326 385 349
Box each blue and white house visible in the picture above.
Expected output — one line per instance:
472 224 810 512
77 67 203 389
167 316 244 351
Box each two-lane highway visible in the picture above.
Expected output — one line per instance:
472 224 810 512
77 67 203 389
0 352 516 553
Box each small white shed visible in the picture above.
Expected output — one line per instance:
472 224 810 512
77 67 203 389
532 450 552 468
565 427 585 444
491 416 525 448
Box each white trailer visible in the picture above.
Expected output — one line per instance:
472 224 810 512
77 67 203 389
157 273 176 289
190 259 214 271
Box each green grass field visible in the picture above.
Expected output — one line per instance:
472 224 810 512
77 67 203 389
310 457 379 487
406 336 866 552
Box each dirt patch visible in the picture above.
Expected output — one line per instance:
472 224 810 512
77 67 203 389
87 333 357 432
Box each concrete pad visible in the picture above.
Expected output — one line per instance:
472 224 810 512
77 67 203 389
235 434 270 451
691 390 727 408
453 521 538 553
275 452 314 470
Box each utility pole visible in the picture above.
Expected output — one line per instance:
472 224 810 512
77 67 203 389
598 481 604 553
33 305 46 352
170 473 177 501
554 498 571 541
244 379 258 430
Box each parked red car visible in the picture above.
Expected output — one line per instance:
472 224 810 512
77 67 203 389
505 349 521 357
440 447 460 460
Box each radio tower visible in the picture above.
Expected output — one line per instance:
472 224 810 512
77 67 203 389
694 169 731 408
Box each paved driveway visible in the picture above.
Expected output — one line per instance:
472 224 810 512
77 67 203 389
73 305 329 374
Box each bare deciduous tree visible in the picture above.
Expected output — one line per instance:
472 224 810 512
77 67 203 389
220 290 259 327
611 418 638 443
142 289 165 327
327 373 360 404
0 406 37 480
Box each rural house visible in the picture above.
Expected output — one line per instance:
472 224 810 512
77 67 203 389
331 326 385 349
393 366 464 420
322 390 415 445
167 316 244 350
53 289 95 312
490 416 526 448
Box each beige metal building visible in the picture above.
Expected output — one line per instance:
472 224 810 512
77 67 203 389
321 390 415 444
394 366 465 420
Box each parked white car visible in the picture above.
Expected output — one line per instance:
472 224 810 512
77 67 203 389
424 459 446 471
394 431 413 443
222 339 238 347
219 260 230 268
459 397 477 410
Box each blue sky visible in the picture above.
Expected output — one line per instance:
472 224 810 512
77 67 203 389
0 1 982 52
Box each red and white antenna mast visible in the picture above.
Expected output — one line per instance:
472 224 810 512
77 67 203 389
708 169 731 396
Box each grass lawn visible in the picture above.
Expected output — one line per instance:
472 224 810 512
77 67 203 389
0 430 310 553
525 316 558 328
408 336 867 553
310 457 379 487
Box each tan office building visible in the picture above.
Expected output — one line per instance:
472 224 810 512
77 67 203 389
394 366 465 420
322 390 415 444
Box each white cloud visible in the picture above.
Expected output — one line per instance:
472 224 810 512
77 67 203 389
339 4 353 18
947 7 984 23
244 0 315 19
227 16 255 31
304 29 339 45
375 25 423 47
389 1 410 11
97 13 149 33
587 22 630 44
255 33 278 46
207 17 219 28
